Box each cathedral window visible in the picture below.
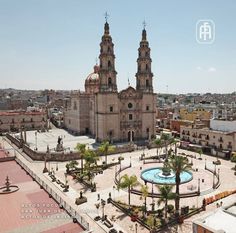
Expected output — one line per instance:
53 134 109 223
108 60 112 69
128 103 133 109
109 106 113 112
146 105 150 111
108 77 112 86
146 79 149 87
129 114 133 120
146 64 148 71
73 101 77 110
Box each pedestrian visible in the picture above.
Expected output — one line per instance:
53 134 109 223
97 193 100 201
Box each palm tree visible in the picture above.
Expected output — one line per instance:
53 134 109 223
154 138 162 157
83 149 99 184
140 184 149 215
160 133 172 160
157 184 175 219
98 140 114 165
196 148 203 160
66 160 78 173
75 143 86 174
117 174 139 208
166 156 192 216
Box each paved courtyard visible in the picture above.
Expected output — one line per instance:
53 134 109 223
14 128 97 152
0 160 84 233
1 134 236 233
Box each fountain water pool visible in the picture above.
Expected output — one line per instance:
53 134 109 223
141 167 193 185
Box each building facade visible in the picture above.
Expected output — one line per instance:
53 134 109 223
0 111 47 133
180 125 236 157
64 21 157 142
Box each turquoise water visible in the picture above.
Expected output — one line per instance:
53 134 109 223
141 167 193 185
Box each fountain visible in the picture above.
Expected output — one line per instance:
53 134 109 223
141 167 193 185
0 176 19 194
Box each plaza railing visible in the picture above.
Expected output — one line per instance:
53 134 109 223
15 157 90 231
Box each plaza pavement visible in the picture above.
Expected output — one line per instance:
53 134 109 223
1 132 236 233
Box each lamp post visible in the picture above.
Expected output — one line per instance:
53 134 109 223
151 180 154 211
101 199 106 221
43 145 49 173
35 131 38 151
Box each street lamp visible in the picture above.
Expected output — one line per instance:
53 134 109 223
151 180 155 211
101 199 106 221
135 223 138 233
35 131 38 151
43 145 49 173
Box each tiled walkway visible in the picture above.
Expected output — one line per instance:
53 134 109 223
0 160 84 233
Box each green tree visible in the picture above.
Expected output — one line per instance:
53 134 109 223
160 133 172 159
140 184 149 215
166 156 192 216
196 148 203 160
98 140 114 165
83 149 99 184
75 143 86 174
154 138 162 157
117 174 139 208
66 160 78 173
157 184 175 219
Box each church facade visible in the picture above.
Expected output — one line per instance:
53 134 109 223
64 21 157 143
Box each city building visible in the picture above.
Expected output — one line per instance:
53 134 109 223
180 124 236 158
180 107 212 121
193 203 236 233
64 20 157 142
0 110 47 133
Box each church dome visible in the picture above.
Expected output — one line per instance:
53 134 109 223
86 65 100 82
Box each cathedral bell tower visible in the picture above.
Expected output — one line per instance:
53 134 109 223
136 22 153 93
98 15 117 92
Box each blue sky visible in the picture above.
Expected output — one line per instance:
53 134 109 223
0 0 235 93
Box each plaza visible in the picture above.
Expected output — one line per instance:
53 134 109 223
1 129 236 233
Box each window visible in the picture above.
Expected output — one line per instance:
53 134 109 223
128 103 133 109
129 114 133 120
108 60 112 68
42 117 45 122
73 101 77 110
31 118 33 122
109 106 113 112
108 77 112 85
146 79 149 87
146 64 148 71
107 47 111 53
22 118 25 123
146 128 149 133
145 51 149 57
69 119 71 124
146 105 150 111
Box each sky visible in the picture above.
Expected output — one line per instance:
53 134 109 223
0 0 235 94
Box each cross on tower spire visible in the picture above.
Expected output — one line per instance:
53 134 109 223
143 20 146 29
104 11 109 23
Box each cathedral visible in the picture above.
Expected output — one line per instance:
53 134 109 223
64 20 157 143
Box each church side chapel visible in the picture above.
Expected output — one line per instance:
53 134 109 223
64 16 157 143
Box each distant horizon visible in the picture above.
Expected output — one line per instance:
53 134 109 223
0 1 235 93
1 87 235 96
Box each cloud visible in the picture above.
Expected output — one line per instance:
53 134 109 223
208 67 216 72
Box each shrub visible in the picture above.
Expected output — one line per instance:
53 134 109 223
231 154 236 163
167 204 174 213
